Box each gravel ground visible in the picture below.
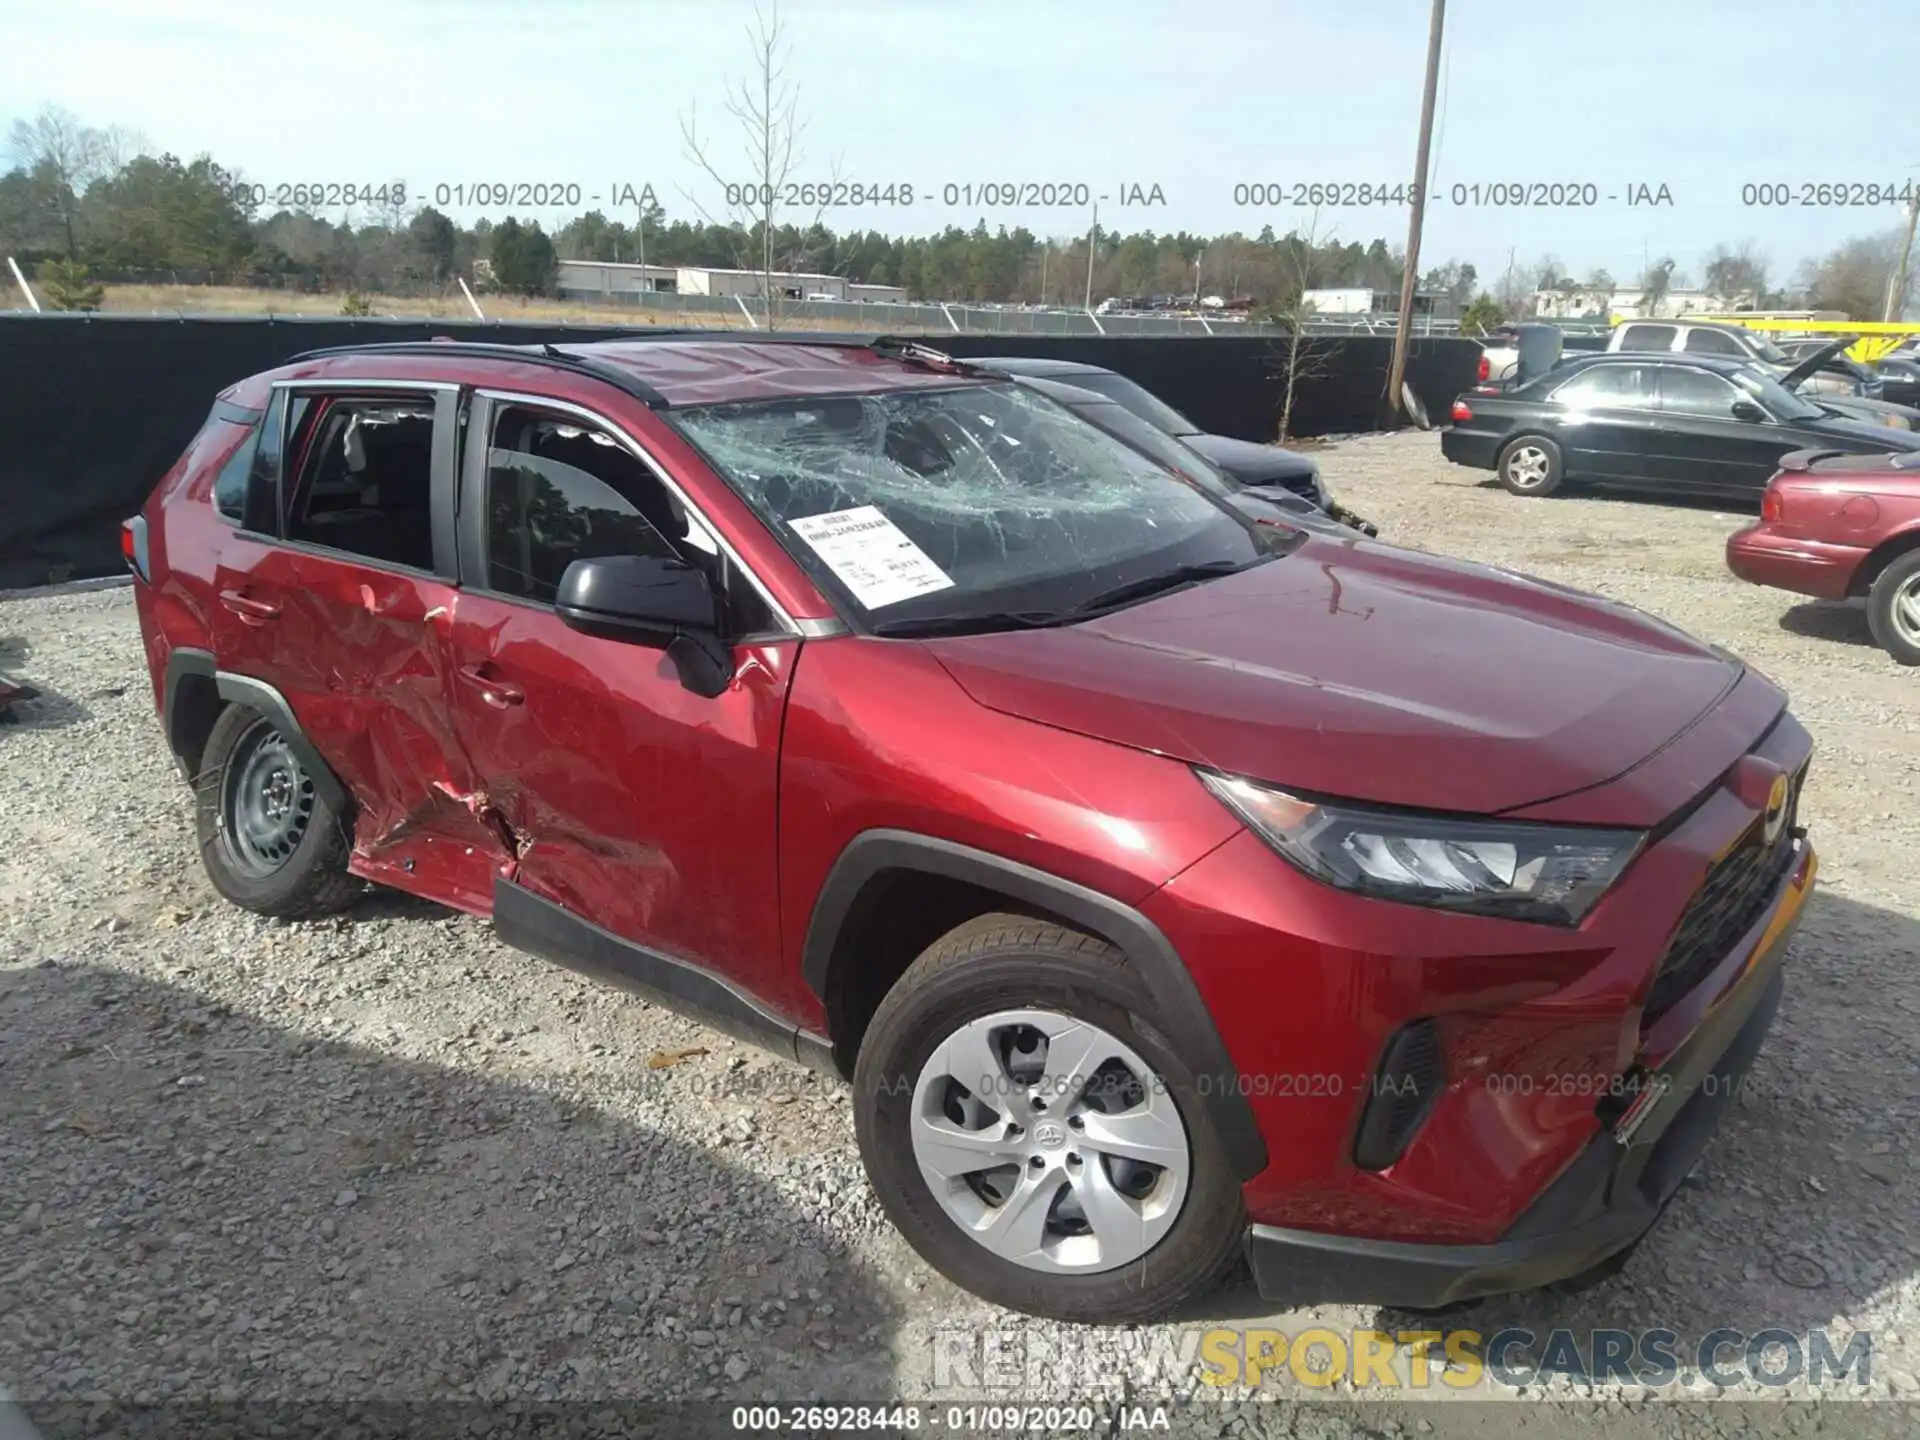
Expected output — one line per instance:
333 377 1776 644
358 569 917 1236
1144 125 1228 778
3 430 1918 1438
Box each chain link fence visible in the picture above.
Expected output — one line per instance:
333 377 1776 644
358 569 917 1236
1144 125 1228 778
16 265 1492 339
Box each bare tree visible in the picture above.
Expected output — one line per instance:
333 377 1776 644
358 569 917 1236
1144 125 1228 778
1266 209 1338 443
5 106 113 256
1702 243 1768 305
680 2 838 330
1638 256 1677 317
1796 227 1917 320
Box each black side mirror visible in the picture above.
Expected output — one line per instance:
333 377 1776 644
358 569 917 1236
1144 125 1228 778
1730 400 1767 422
555 555 733 698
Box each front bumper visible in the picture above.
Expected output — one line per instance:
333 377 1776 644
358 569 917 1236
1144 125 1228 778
1245 835 1816 1309
1726 524 1866 601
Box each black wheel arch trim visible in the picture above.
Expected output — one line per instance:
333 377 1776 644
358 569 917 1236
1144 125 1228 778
200 670 351 816
161 647 217 769
801 829 1270 1180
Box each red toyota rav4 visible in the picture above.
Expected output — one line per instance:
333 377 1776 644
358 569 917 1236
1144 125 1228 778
126 336 1817 1323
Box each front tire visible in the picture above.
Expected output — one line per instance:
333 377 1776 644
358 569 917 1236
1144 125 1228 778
195 704 360 918
1866 550 1920 665
1497 435 1563 496
852 915 1245 1323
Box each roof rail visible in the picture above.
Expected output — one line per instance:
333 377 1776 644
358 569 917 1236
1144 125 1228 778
282 338 673 408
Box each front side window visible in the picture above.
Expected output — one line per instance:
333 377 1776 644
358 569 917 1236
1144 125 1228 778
1730 367 1824 422
1070 398 1237 496
483 405 774 633
1657 368 1744 417
668 382 1268 630
1549 364 1658 410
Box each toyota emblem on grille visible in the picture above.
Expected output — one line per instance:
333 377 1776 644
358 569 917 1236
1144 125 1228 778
1763 773 1791 844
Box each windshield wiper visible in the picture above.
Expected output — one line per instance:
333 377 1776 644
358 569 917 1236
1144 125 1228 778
868 609 1075 638
1069 556 1264 617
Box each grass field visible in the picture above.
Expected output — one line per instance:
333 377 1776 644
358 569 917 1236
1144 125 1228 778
82 284 887 330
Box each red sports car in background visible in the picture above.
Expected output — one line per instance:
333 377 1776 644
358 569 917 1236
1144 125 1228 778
1727 448 1920 665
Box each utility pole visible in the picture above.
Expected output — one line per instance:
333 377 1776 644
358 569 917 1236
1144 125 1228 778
1084 204 1099 312
1040 244 1049 306
1884 183 1920 323
1386 0 1447 423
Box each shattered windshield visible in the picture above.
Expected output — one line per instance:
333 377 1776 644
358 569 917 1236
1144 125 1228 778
668 382 1264 629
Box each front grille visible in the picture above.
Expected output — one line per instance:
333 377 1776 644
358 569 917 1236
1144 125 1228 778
1642 768 1804 1021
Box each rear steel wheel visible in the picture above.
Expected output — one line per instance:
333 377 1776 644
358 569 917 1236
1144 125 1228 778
195 703 360 918
219 718 316 876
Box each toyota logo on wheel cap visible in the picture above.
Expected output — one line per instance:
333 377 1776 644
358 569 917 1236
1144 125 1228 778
1032 1121 1067 1150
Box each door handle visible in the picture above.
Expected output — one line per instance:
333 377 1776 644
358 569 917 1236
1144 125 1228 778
458 664 524 709
218 588 281 622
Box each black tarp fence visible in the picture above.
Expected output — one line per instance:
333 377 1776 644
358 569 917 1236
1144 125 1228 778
0 314 1480 588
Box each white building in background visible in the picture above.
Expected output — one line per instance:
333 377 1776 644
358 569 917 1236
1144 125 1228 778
1301 287 1447 317
1534 286 1759 320
554 260 907 303
1301 287 1375 315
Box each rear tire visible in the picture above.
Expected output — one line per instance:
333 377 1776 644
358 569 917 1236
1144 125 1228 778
852 914 1245 1324
1866 550 1920 665
195 704 360 918
1497 435 1563 496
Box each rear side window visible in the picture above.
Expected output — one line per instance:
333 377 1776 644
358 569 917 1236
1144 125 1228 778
1617 324 1676 352
1550 364 1658 409
213 422 263 522
1684 328 1744 356
283 396 437 570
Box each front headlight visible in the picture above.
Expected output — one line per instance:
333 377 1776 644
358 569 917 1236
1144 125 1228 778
1198 772 1644 926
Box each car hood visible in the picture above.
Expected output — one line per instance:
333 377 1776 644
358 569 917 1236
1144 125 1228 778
1779 339 1853 391
923 538 1744 817
1181 433 1322 487
1806 409 1920 445
1814 394 1920 428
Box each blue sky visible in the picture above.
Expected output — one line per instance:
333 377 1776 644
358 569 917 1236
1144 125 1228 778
7 0 1918 288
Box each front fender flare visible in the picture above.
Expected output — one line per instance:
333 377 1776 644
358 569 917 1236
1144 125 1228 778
802 829 1269 1181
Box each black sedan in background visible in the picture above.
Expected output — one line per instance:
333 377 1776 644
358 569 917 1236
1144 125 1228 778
1008 374 1377 535
969 355 1329 504
1443 352 1920 499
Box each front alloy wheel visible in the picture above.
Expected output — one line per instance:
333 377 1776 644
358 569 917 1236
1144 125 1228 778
909 1008 1191 1273
852 914 1246 1323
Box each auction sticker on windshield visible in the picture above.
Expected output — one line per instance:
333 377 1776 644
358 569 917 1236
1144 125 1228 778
788 506 956 609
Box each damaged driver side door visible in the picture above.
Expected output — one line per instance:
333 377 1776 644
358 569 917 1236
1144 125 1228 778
443 389 800 1002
